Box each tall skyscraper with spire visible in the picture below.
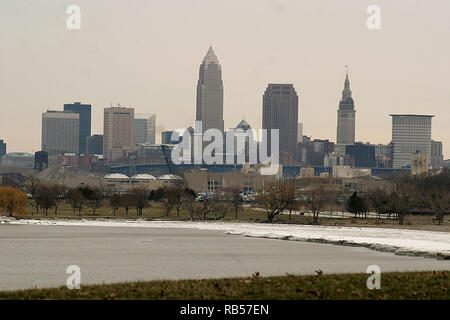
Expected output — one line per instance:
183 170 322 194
196 46 224 133
336 72 356 146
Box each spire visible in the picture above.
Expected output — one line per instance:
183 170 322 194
342 68 352 101
203 46 219 64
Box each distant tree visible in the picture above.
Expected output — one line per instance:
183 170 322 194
299 178 336 224
79 186 103 215
50 184 65 215
132 186 149 216
0 187 27 217
195 195 215 221
164 179 185 217
66 188 84 216
389 185 418 225
256 181 289 223
182 188 196 220
24 177 42 215
346 191 368 218
109 193 121 216
120 193 134 216
39 185 55 216
225 185 242 220
428 188 449 225
369 189 391 218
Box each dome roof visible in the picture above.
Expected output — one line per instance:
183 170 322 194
158 174 182 180
131 174 156 181
4 152 33 158
104 173 130 180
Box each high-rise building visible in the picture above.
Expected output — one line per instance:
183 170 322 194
336 73 356 146
431 140 443 169
297 123 303 143
103 106 134 161
42 111 79 155
34 151 48 172
134 113 156 145
390 114 433 169
63 102 91 154
346 143 376 168
86 135 103 155
196 46 224 133
262 84 298 164
161 131 181 145
375 143 393 168
0 139 6 160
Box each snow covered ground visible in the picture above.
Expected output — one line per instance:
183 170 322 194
2 216 450 260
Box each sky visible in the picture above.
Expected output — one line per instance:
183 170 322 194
0 0 449 157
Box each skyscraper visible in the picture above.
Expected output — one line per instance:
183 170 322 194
336 73 356 146
0 139 6 160
390 114 433 169
63 102 92 154
42 111 79 155
103 106 134 161
134 113 156 145
196 46 224 133
431 140 443 169
262 84 298 164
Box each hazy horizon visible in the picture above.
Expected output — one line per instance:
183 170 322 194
0 0 449 157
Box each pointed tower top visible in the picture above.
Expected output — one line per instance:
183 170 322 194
203 46 219 64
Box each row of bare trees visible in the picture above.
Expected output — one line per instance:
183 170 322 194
256 172 449 225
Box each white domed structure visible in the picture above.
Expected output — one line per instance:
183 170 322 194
131 174 156 182
158 174 182 181
104 173 130 182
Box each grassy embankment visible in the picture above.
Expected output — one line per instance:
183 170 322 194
14 202 450 232
0 271 448 300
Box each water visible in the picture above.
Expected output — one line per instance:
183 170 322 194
0 224 448 291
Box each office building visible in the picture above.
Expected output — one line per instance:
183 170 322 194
262 84 299 165
34 151 49 172
64 102 92 154
0 153 34 169
103 106 134 162
346 143 376 168
390 114 433 169
86 135 103 155
42 110 79 155
431 140 443 169
196 46 224 133
0 140 6 160
161 131 181 145
336 73 356 146
134 113 156 145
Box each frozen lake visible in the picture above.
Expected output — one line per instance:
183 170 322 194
0 224 449 291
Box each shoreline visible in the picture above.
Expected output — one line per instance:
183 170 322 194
2 215 450 261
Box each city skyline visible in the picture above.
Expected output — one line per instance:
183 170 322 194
0 0 448 157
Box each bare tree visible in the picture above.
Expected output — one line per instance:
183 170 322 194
109 193 121 216
224 185 242 220
120 193 134 217
25 177 41 215
50 184 65 216
132 186 150 216
39 185 55 216
66 188 84 216
256 181 289 223
182 189 196 220
301 178 335 224
80 186 104 216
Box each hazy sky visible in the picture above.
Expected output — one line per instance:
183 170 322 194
0 0 449 157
